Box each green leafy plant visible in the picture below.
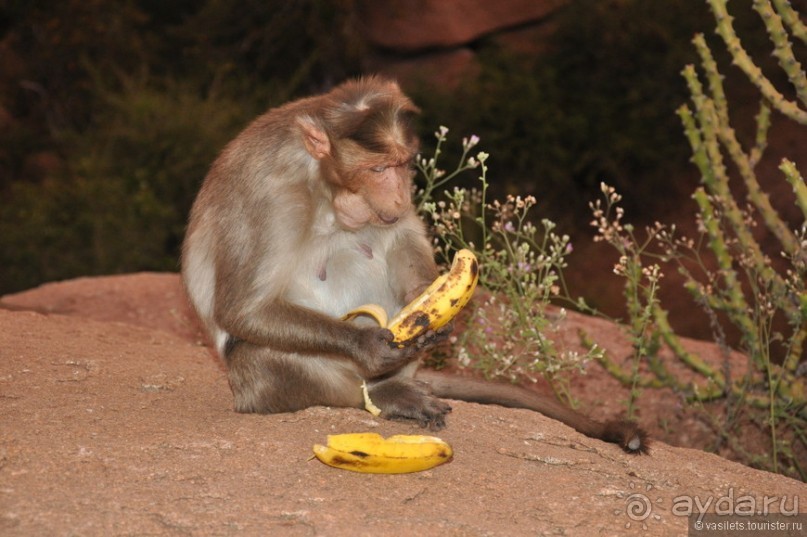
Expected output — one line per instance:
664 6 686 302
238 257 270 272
590 0 806 479
417 0 806 480
586 185 669 420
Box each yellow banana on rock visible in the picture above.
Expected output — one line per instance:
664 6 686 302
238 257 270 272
342 248 479 345
312 432 453 474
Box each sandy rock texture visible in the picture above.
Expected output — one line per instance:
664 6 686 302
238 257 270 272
1 273 804 536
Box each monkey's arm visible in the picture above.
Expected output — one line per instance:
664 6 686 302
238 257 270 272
218 298 361 354
215 296 419 378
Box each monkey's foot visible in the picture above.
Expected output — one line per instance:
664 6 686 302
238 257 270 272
368 378 452 430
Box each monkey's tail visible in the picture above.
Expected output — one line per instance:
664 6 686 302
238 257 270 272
415 370 648 454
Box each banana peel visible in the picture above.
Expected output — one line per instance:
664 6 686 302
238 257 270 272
312 432 453 474
342 248 479 345
360 380 382 417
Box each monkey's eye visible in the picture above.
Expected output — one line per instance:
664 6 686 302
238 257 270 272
370 165 386 173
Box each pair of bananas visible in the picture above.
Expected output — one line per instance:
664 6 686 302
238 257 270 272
313 432 453 474
314 250 475 473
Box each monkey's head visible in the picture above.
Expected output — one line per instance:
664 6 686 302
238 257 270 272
297 77 420 231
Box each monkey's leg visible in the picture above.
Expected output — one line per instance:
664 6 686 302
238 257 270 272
367 372 452 430
225 341 363 414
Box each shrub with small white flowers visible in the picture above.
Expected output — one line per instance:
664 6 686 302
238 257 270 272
416 127 602 404
586 0 806 480
416 0 806 481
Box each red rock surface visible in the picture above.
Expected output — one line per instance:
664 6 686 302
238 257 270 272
357 0 565 51
1 274 804 536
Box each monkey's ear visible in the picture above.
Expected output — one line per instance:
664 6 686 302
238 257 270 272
297 116 331 160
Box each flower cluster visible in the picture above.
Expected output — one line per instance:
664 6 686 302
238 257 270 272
590 183 626 245
417 128 599 393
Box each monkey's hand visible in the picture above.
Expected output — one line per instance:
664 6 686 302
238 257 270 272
408 321 454 351
355 326 420 378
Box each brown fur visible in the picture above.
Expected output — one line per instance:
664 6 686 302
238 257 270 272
181 77 648 452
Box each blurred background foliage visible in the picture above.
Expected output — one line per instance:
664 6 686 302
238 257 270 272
418 0 709 219
0 0 774 295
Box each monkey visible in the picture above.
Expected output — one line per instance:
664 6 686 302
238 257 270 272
181 76 647 454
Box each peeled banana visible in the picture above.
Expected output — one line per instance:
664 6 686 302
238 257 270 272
312 432 453 474
342 248 479 344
